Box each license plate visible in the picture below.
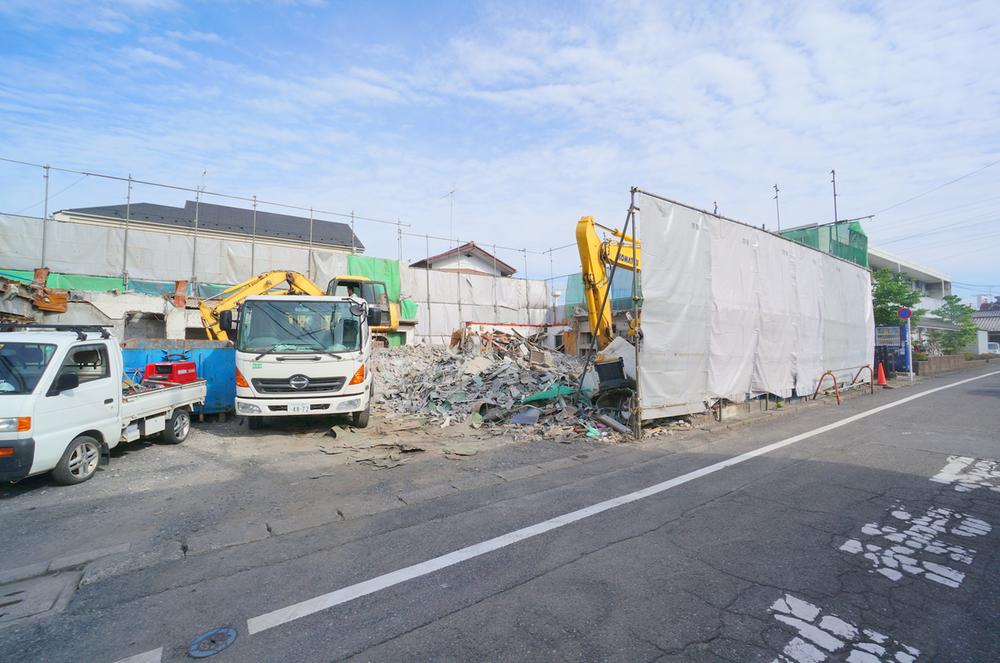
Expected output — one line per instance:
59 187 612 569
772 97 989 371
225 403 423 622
289 403 311 415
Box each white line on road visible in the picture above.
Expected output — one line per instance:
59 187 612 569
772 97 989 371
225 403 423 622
112 647 162 663
246 370 1000 635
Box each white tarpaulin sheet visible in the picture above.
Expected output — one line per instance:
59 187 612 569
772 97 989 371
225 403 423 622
637 193 874 419
0 213 350 285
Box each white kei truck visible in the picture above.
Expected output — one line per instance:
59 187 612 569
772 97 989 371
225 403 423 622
0 325 206 485
220 295 379 430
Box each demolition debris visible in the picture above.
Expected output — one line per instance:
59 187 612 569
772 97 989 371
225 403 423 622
371 330 635 441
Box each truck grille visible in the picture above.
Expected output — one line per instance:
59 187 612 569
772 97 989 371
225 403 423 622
251 376 346 394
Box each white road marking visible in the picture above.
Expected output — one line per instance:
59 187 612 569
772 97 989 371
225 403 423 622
931 455 1000 493
839 502 991 587
246 370 1000 635
112 648 162 663
769 594 918 663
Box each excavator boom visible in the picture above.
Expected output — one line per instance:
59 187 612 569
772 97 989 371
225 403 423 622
199 270 325 341
575 215 641 350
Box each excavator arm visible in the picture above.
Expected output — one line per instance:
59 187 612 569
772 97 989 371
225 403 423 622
575 216 641 350
199 270 324 341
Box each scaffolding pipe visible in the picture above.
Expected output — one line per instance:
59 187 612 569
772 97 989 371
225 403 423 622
40 164 50 267
631 187 642 440
250 195 257 278
122 174 132 283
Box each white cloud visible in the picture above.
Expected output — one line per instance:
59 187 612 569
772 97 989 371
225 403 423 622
1 0 999 289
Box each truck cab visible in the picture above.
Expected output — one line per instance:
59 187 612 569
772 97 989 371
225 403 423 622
229 295 379 429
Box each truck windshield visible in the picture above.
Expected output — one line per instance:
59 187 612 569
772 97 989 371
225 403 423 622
0 342 57 395
236 300 362 355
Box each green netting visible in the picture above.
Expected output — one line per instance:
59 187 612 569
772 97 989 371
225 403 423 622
0 269 230 297
781 221 868 267
563 269 642 319
346 255 401 302
400 297 418 321
386 331 406 347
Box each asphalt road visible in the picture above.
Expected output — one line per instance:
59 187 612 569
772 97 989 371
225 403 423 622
3 368 999 662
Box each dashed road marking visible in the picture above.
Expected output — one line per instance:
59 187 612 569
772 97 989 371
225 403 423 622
931 455 1000 493
769 594 918 663
245 370 1000 635
839 502 991 587
112 647 162 663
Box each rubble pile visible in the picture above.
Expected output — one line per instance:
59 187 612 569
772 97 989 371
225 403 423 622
372 330 632 439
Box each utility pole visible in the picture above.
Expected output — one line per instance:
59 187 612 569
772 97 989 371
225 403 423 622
773 184 781 231
830 169 839 223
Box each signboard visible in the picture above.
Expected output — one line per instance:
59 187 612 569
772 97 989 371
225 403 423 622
898 307 912 319
876 326 902 347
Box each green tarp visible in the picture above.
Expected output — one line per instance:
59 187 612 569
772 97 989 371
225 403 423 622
400 297 418 321
781 221 868 268
0 270 229 297
347 255 401 302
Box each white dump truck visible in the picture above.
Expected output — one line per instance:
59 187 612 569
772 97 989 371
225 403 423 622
221 295 379 429
0 325 206 485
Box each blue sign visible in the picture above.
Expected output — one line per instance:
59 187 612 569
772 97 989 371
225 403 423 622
898 307 912 320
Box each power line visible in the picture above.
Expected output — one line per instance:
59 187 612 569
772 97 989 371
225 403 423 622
0 155 409 228
874 156 1000 215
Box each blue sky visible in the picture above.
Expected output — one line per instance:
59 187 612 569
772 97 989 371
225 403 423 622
1 0 999 299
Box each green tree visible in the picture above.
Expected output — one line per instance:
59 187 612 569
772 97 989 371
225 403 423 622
931 294 978 355
871 269 925 326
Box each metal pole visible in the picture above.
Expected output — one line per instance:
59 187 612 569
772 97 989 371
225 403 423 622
308 207 314 281
492 243 498 322
773 183 781 231
250 194 257 278
907 317 913 383
548 248 555 326
397 220 402 261
522 249 530 322
631 188 642 440
425 234 432 344
350 211 356 255
40 165 50 267
122 174 132 283
831 169 838 223
191 187 201 287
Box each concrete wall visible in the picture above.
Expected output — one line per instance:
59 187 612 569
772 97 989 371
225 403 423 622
915 355 991 376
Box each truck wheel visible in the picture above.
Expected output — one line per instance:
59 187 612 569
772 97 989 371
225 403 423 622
247 416 264 430
352 403 370 429
162 409 191 444
52 435 101 485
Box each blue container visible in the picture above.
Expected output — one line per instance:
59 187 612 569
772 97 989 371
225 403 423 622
122 340 235 414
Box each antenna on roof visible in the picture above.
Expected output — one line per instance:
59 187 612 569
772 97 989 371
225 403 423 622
441 186 457 247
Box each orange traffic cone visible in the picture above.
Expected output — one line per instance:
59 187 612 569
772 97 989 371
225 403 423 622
876 362 888 387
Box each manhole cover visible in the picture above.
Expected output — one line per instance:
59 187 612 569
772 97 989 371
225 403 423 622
188 626 237 658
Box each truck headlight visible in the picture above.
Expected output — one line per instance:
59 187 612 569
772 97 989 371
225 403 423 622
237 402 262 414
0 417 30 432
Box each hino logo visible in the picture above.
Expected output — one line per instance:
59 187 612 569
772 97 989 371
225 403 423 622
288 375 310 390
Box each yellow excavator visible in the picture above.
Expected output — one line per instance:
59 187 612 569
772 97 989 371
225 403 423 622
200 271 400 343
325 275 399 340
199 271 324 341
575 215 641 350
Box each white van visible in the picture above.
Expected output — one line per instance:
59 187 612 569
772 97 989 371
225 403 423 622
0 325 206 485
